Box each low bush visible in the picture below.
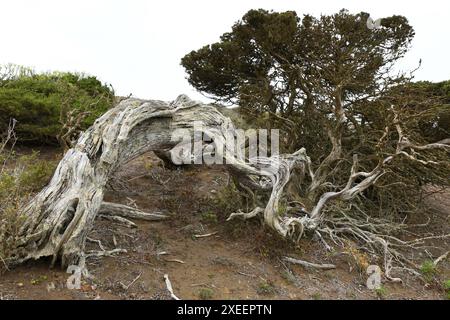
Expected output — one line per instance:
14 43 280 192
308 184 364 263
0 64 114 146
0 124 57 271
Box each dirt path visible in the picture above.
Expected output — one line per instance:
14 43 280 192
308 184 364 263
0 151 448 300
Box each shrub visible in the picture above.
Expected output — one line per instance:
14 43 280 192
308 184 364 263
198 288 214 300
375 286 388 299
257 280 276 295
0 64 114 145
201 211 218 223
420 260 437 281
0 125 57 271
444 280 450 300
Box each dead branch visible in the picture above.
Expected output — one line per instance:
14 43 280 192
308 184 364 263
433 251 449 266
99 202 169 221
193 232 218 239
283 257 336 270
97 214 137 228
164 274 180 300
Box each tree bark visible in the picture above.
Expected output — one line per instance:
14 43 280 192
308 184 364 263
14 95 309 267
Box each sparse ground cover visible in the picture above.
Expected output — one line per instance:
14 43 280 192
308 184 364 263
0 149 448 300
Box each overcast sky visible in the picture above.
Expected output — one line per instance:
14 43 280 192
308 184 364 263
1 0 449 101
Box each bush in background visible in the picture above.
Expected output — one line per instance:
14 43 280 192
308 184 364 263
0 64 115 146
0 121 58 271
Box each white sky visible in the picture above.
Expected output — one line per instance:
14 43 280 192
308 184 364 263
1 0 449 101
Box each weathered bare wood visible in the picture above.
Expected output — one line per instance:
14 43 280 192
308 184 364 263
10 93 449 284
283 256 336 270
99 202 169 221
164 274 180 300
14 95 310 267
97 214 137 228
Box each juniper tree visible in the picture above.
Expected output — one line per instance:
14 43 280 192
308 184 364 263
182 9 450 278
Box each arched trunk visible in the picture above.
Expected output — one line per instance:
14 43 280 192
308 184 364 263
14 95 310 267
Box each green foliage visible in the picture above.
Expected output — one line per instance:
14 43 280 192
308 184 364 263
181 9 414 153
201 211 218 223
311 293 322 300
444 280 450 300
444 280 450 289
406 80 450 142
214 181 245 214
182 8 449 227
420 260 437 280
198 287 214 300
375 286 388 299
0 64 114 144
0 151 57 270
257 280 276 295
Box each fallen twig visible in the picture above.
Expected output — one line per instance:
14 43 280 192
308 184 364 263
86 248 127 258
283 256 336 270
193 231 218 238
165 259 185 264
434 251 449 266
100 202 169 221
236 271 256 278
87 237 106 251
164 274 180 300
98 214 137 228
120 272 142 290
0 255 9 271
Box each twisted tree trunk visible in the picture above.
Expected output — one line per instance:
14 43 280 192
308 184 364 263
14 95 310 267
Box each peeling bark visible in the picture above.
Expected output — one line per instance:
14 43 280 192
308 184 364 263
99 202 169 221
14 95 310 267
14 93 447 274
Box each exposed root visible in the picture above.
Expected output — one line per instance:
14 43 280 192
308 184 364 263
164 259 185 264
99 202 169 221
318 207 450 282
164 274 180 300
283 257 336 270
433 251 449 267
86 237 106 251
193 232 218 239
120 272 142 290
97 214 137 228
227 207 264 221
11 94 448 284
85 248 127 258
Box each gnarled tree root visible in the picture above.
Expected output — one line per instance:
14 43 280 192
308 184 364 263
99 202 169 221
12 95 310 268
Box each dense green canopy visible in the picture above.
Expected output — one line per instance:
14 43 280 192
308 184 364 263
182 9 449 219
